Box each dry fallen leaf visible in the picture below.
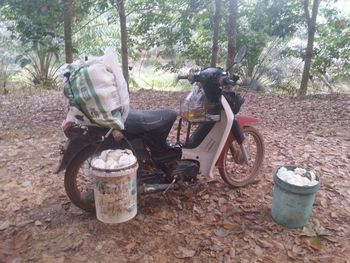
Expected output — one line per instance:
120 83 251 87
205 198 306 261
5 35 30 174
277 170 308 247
308 236 321 250
125 242 137 251
287 250 296 260
193 205 202 214
1 89 350 263
272 240 285 250
34 220 42 226
257 239 273 248
214 228 231 237
0 221 11 231
292 244 306 256
301 226 317 237
254 245 263 257
210 221 236 230
321 235 338 243
319 198 328 208
174 246 196 259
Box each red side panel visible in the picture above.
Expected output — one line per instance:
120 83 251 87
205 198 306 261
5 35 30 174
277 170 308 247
236 115 259 128
216 115 259 168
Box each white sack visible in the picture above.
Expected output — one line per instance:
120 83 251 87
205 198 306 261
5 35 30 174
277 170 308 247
62 48 129 130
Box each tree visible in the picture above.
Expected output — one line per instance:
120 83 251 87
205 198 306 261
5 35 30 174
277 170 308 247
226 0 237 75
0 0 64 87
299 0 321 96
0 0 64 47
16 45 61 88
116 0 129 86
238 0 303 76
0 0 96 87
313 7 350 82
63 0 73 63
211 0 222 67
0 24 19 93
72 8 121 57
128 0 213 68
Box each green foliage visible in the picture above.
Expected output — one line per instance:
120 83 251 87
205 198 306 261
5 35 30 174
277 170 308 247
73 9 121 57
15 45 62 89
0 0 98 87
128 0 212 68
246 0 303 38
313 7 350 79
0 0 63 46
237 38 302 92
0 0 349 94
237 0 303 77
126 0 305 75
0 0 96 47
0 23 21 92
0 0 64 88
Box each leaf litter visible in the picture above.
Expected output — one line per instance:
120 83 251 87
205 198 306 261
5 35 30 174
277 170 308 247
0 90 350 262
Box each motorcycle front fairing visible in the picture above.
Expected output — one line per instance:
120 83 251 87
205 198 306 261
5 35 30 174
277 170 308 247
182 95 234 177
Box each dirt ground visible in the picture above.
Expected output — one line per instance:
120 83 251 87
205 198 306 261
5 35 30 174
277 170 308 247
1 90 350 263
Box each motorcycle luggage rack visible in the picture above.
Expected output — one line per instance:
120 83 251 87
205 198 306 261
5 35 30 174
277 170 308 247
176 118 190 144
176 117 215 145
180 90 221 124
179 103 221 123
178 93 221 145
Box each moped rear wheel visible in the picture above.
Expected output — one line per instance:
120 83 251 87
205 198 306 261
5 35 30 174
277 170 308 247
219 126 264 187
64 146 97 213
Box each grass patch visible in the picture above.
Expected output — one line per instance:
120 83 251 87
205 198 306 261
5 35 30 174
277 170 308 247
129 66 192 92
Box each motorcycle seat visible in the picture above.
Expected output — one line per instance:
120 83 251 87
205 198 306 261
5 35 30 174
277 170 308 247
125 109 177 136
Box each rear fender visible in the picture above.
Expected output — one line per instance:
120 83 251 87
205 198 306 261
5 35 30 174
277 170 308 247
54 138 93 174
216 115 259 168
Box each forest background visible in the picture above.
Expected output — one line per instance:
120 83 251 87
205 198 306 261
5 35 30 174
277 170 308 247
0 0 349 96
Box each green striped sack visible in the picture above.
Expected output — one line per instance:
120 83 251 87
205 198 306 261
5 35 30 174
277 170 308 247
63 60 128 130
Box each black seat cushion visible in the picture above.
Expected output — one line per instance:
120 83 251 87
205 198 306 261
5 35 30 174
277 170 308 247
125 109 177 137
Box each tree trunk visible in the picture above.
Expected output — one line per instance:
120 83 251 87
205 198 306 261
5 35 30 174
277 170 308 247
63 0 73 64
1 67 9 94
226 0 238 76
211 0 221 67
116 0 129 89
299 0 320 96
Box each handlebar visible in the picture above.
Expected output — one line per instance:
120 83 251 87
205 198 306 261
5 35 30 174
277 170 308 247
177 69 240 87
220 77 236 86
220 74 240 86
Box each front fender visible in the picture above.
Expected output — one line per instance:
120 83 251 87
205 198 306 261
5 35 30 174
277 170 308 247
216 115 259 168
236 115 259 128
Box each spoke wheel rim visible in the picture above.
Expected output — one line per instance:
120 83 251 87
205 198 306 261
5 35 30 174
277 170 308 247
219 126 264 187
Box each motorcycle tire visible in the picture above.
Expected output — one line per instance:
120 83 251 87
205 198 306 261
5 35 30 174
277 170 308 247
64 146 97 213
219 126 265 188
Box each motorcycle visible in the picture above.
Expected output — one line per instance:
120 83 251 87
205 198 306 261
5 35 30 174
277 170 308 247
55 49 265 212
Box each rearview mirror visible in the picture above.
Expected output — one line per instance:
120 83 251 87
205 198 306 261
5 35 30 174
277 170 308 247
234 46 247 64
226 46 247 73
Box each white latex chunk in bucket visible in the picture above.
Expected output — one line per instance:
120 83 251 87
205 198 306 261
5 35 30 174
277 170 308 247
91 149 138 224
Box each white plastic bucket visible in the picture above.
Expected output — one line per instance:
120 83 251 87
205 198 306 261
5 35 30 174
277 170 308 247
92 161 138 224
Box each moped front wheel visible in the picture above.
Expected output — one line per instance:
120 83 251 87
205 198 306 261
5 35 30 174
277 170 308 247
219 126 264 187
64 146 97 213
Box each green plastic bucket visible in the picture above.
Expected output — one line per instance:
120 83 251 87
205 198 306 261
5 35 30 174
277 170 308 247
271 166 320 228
